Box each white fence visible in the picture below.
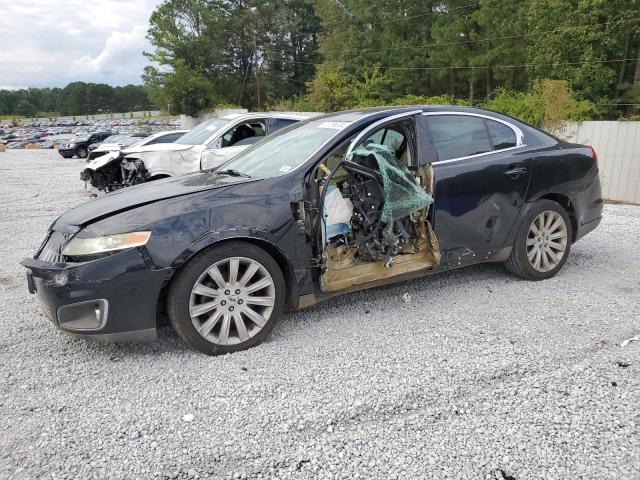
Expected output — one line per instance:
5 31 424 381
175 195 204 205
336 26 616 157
559 121 640 204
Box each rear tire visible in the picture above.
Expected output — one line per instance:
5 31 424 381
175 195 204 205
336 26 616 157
167 242 286 355
505 199 572 280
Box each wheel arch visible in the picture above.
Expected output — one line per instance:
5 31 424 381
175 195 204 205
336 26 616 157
502 192 578 256
535 192 577 241
164 235 299 314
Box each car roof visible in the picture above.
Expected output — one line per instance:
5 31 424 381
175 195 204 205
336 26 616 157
219 112 313 121
306 105 527 126
152 129 189 136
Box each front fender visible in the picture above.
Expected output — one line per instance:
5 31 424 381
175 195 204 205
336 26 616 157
174 228 272 269
169 229 303 308
132 148 201 178
200 146 249 170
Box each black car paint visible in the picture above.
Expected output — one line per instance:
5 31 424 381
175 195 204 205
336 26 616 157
58 132 112 158
23 106 603 340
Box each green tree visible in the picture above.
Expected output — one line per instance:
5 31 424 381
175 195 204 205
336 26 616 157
15 99 37 116
526 0 640 104
144 61 220 116
144 0 320 112
0 83 154 116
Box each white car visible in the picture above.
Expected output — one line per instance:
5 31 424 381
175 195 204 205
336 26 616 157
119 113 308 185
86 134 148 160
81 130 189 191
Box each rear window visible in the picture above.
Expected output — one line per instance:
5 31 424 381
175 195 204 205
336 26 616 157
486 119 517 150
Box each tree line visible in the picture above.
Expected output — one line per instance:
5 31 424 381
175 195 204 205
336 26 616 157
144 0 640 121
0 83 155 117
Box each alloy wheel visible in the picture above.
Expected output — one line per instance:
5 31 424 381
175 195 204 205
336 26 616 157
189 256 275 345
526 210 568 272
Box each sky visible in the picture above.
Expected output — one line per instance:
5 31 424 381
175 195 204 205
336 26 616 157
0 0 161 90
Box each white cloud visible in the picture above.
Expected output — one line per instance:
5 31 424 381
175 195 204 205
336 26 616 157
70 26 151 80
0 0 161 89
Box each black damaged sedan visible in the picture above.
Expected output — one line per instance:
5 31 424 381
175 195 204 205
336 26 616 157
22 107 603 355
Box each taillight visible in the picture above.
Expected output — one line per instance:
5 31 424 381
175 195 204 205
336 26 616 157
589 146 598 164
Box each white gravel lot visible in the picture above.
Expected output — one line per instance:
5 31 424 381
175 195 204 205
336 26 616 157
1 149 639 480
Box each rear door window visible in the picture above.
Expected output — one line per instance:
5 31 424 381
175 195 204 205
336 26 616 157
426 115 492 161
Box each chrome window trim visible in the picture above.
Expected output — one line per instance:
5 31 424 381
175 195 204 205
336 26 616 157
346 110 423 156
422 111 526 165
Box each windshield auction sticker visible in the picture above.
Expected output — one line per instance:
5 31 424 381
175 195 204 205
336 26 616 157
318 121 351 130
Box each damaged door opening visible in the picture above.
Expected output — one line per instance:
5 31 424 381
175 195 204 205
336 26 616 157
316 115 440 293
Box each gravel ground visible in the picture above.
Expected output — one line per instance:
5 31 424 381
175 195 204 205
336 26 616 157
1 150 639 480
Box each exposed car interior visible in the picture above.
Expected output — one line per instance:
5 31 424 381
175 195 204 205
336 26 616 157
222 121 266 148
314 120 440 293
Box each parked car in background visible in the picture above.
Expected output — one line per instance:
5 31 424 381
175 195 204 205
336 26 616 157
119 113 307 186
22 106 602 355
58 132 112 159
81 130 188 191
86 133 160 160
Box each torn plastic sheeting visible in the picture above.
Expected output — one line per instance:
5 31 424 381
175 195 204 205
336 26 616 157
347 143 433 224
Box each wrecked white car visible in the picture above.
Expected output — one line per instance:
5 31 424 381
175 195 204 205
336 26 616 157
81 130 188 191
86 134 153 161
101 113 308 191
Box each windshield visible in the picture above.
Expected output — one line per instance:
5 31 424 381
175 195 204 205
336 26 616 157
223 120 351 179
175 118 231 145
72 135 90 142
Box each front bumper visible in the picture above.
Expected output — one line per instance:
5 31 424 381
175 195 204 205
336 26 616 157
21 248 172 342
58 148 74 157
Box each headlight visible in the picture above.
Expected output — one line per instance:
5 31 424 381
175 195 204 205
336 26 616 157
62 231 151 257
68 143 76 148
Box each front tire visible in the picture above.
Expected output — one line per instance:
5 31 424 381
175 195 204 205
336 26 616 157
505 199 572 280
75 146 88 158
167 242 286 355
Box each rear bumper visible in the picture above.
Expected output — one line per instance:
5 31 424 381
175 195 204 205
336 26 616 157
21 248 172 342
574 216 601 243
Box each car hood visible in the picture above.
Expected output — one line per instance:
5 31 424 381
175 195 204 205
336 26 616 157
93 143 125 152
84 150 121 171
122 143 198 156
53 172 257 230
